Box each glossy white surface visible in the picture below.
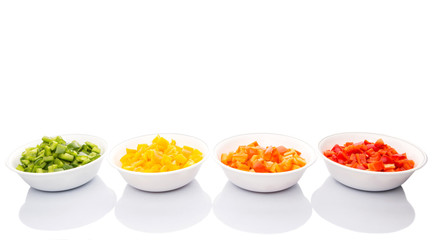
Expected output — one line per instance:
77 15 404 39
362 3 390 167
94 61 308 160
1 1 431 240
19 176 116 230
214 133 316 192
318 132 428 191
312 177 415 233
115 180 211 232
214 182 312 233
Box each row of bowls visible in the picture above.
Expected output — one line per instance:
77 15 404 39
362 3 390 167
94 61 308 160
6 132 428 193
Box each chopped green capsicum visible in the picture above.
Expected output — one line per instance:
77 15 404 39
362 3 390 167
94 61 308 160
16 136 101 173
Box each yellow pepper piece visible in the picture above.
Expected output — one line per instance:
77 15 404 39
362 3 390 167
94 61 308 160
120 135 203 173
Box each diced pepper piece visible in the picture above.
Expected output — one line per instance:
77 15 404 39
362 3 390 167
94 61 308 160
232 153 248 163
276 146 288 155
221 153 229 165
58 153 74 162
50 141 58 151
43 156 54 162
85 141 98 149
252 161 267 173
384 163 395 171
42 136 53 143
55 144 67 154
91 146 101 154
44 145 52 156
368 161 384 171
20 159 30 166
67 140 80 150
374 138 385 148
263 147 273 161
76 155 89 163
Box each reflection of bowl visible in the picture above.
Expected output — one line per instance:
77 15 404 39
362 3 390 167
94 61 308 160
7 134 108 191
214 133 316 192
213 182 312 233
19 176 116 230
318 132 428 191
312 177 414 233
109 133 208 192
115 180 211 232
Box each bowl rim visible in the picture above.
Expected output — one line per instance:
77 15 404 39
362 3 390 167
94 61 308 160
108 133 209 176
6 133 108 176
318 131 428 175
213 132 317 176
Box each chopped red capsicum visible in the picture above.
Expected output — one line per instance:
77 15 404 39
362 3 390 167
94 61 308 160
323 139 415 172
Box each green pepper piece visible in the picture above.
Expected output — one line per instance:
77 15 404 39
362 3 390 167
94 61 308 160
25 148 38 159
54 158 64 168
44 145 52 156
88 152 100 160
67 140 80 150
43 156 54 162
48 164 57 172
25 163 34 172
85 141 97 149
16 165 25 171
71 161 79 168
25 155 36 161
66 149 78 157
20 159 30 166
58 153 74 161
42 136 53 143
50 141 58 151
55 136 66 145
37 149 45 158
39 162 47 169
82 158 92 165
63 164 73 170
34 158 44 166
39 142 48 149
91 146 101 154
76 155 89 163
55 144 67 154
80 144 89 154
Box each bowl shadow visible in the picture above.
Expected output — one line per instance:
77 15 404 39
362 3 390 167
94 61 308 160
19 176 116 230
311 177 415 233
213 182 312 233
115 180 211 232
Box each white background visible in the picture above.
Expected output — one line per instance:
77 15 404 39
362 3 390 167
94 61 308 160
0 0 431 239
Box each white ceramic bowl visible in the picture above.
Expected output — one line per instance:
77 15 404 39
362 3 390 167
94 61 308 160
109 133 208 192
6 134 107 192
318 132 428 191
214 133 317 192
